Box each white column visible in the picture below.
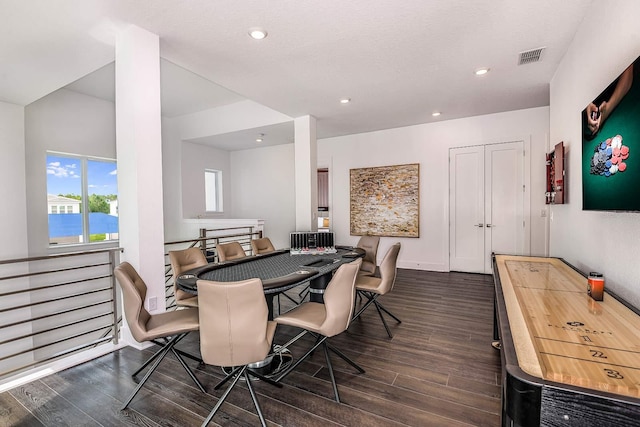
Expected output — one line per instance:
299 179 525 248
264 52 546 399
115 25 166 323
294 116 318 231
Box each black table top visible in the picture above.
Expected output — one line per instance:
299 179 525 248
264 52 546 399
177 247 365 295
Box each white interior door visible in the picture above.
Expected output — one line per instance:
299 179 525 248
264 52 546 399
483 142 525 272
449 146 485 273
450 141 525 273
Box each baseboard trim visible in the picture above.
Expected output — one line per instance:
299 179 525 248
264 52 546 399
0 342 127 393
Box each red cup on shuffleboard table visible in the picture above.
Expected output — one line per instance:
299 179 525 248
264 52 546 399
587 272 604 301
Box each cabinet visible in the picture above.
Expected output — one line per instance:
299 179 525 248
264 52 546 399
545 141 565 204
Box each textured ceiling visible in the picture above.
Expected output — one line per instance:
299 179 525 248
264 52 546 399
1 0 592 146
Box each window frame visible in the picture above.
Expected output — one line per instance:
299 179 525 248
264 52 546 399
205 169 224 213
46 151 118 247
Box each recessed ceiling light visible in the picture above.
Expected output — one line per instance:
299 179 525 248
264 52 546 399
475 68 490 76
248 28 268 40
340 98 351 104
432 112 441 117
256 133 264 142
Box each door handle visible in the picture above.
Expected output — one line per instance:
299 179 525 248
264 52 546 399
474 223 484 227
486 224 492 228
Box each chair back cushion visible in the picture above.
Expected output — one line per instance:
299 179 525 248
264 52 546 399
217 241 247 262
377 243 401 294
169 248 207 302
321 259 362 337
197 278 273 366
251 237 276 255
114 262 151 343
357 235 380 274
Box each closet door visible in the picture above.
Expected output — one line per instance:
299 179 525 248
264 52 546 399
449 141 525 273
449 146 485 273
483 142 525 273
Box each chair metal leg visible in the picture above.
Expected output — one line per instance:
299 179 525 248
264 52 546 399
352 291 376 320
277 294 281 315
247 370 283 388
277 291 300 315
352 291 401 338
174 347 204 364
326 344 365 374
202 365 281 427
323 342 340 403
282 291 299 305
122 333 184 410
275 335 328 382
373 301 394 338
202 365 247 427
132 339 169 377
376 301 402 324
245 370 268 427
147 335 203 367
170 347 205 392
214 366 243 390
298 284 311 302
298 284 310 298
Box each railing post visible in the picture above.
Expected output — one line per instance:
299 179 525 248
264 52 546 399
199 228 207 254
110 248 120 345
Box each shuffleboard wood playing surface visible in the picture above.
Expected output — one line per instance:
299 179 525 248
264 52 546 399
493 254 640 427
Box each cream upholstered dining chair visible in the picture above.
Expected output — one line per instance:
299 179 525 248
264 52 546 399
274 259 364 403
197 277 281 427
168 247 207 308
251 237 276 255
216 241 246 262
352 242 402 338
114 262 205 411
356 235 380 276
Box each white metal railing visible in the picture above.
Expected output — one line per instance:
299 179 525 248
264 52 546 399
0 248 122 381
0 226 260 382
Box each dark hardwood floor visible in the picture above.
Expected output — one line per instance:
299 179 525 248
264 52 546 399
1 269 501 426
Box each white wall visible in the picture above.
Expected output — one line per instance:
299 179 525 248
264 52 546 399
162 100 294 242
0 101 33 374
549 0 640 309
180 141 231 220
230 144 296 250
0 101 28 259
318 107 550 271
24 88 116 255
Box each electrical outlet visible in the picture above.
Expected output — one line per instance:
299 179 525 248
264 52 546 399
148 296 157 311
541 209 547 217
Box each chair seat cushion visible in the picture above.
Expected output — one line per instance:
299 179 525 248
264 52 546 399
177 295 199 308
143 308 200 341
355 275 383 293
275 302 326 334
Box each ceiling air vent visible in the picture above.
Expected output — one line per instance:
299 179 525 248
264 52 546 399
518 47 545 65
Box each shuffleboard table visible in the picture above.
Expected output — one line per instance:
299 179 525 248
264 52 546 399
493 254 640 427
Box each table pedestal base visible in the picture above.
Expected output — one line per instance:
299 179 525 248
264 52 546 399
221 346 293 379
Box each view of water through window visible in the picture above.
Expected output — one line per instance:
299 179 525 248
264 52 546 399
46 154 119 245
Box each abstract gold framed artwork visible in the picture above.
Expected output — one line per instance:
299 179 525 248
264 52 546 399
350 163 419 237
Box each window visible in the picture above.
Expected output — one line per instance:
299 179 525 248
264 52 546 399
46 153 119 245
205 169 223 212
